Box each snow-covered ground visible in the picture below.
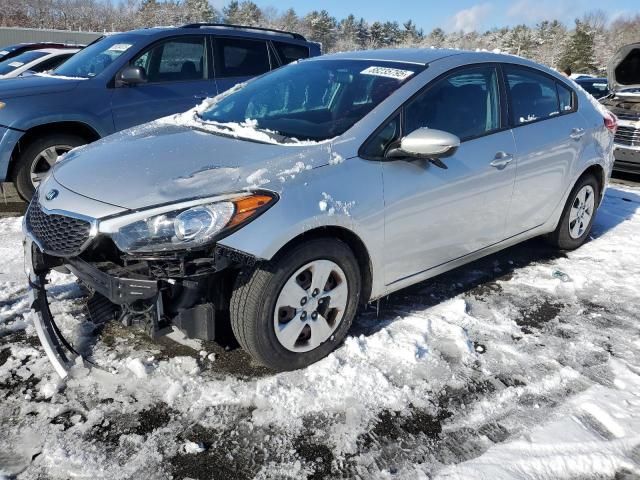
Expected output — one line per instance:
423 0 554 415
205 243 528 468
1 184 639 480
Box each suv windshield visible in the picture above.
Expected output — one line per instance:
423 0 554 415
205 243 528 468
199 59 424 142
0 50 48 75
52 35 141 78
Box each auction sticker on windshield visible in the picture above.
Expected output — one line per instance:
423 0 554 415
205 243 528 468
8 62 23 67
360 66 414 80
107 43 133 53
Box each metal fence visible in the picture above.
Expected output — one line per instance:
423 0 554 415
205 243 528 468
0 27 103 47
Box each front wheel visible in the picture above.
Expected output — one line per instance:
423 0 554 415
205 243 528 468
14 134 86 201
547 174 599 250
230 238 361 371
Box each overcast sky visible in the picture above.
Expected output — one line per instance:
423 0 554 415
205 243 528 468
221 0 638 32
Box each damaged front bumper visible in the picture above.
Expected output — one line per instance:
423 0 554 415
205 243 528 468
25 237 78 378
24 234 252 378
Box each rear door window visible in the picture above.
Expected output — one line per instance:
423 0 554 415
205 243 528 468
505 66 575 125
273 42 310 65
215 38 270 77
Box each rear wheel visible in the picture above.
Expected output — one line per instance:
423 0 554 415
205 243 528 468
230 238 361 371
14 133 86 201
547 174 599 250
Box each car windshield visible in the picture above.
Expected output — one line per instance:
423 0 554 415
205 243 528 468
0 45 21 61
0 50 48 75
198 59 425 142
579 80 609 98
52 35 140 78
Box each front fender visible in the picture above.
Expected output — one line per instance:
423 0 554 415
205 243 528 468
218 156 387 299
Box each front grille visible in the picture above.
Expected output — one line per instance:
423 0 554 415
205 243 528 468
613 111 640 121
26 193 92 256
615 125 640 147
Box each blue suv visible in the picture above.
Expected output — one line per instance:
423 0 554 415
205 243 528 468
0 23 320 200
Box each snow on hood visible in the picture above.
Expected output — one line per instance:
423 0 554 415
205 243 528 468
608 42 640 92
52 121 333 211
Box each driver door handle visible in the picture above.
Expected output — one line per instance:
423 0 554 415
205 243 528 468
490 152 513 169
570 128 586 140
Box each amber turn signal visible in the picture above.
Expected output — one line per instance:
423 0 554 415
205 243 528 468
228 194 275 228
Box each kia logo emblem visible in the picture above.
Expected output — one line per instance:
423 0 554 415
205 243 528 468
45 189 59 201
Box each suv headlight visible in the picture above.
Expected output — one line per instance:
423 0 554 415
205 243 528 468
100 193 276 254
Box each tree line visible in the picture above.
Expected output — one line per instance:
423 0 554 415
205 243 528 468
2 0 640 74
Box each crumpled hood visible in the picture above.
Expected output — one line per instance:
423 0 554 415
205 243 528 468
53 121 332 210
0 75 82 99
608 42 640 92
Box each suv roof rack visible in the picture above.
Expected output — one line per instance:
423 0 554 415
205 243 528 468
181 23 306 41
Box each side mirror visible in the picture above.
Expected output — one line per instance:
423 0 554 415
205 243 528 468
387 128 460 161
117 66 147 86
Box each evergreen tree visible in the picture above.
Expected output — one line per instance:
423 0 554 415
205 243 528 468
402 19 422 45
427 27 446 47
369 21 384 48
236 1 262 26
381 21 401 47
336 14 358 51
184 0 216 23
278 8 299 33
504 24 535 57
559 19 597 74
355 17 369 49
223 0 240 24
303 10 336 51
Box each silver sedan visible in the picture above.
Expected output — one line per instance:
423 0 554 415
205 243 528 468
24 48 616 376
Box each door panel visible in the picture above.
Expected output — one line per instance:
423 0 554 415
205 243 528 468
111 36 216 131
382 131 517 285
502 65 588 236
380 64 516 285
506 112 588 235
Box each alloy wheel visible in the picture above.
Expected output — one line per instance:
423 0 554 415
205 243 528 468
568 185 595 239
30 145 73 188
273 259 349 353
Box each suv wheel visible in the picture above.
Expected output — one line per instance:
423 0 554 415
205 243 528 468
14 134 86 201
230 238 361 371
548 173 599 250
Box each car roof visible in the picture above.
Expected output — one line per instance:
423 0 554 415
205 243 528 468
126 24 309 43
311 48 522 65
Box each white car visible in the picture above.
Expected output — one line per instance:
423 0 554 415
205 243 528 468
0 48 79 79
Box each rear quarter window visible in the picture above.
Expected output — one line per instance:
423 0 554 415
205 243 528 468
274 42 309 65
557 83 575 113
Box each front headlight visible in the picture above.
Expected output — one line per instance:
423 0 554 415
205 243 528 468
103 193 276 254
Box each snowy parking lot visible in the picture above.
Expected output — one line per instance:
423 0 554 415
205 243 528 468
1 180 639 479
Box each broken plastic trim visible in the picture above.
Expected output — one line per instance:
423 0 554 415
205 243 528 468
29 273 79 378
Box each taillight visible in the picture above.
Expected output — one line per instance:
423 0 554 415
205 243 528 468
604 112 618 134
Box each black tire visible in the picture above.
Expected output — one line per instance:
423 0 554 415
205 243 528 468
14 133 86 201
230 238 361 371
547 173 599 250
